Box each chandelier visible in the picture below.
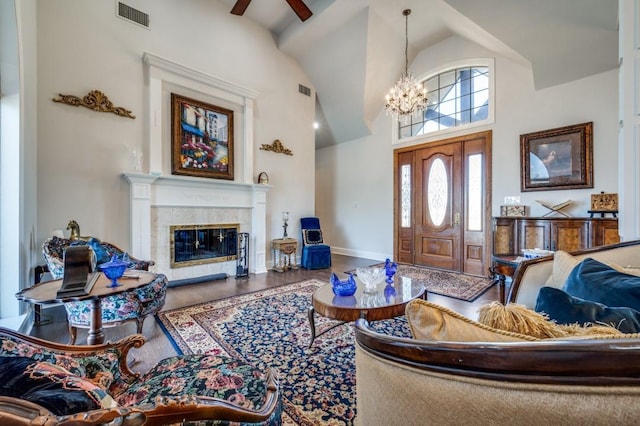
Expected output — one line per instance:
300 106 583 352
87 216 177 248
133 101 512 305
385 9 428 124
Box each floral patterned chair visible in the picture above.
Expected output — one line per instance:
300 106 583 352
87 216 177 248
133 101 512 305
42 236 167 344
0 327 281 425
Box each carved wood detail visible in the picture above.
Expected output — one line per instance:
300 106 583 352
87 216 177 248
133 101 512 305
52 90 135 119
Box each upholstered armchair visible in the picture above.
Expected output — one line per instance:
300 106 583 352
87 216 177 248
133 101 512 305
300 217 331 269
42 236 167 344
0 327 281 425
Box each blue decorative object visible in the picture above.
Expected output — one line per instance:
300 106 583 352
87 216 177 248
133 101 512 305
384 258 398 284
99 255 128 288
330 272 357 296
384 283 396 302
332 295 357 307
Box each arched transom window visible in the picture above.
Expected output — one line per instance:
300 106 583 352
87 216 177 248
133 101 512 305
399 65 491 139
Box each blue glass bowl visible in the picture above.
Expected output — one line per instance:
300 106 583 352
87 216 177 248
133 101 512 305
330 272 357 296
99 255 128 288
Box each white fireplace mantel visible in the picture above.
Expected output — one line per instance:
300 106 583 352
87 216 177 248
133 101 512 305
123 173 270 276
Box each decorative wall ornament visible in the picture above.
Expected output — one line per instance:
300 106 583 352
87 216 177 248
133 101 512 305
258 172 269 184
52 90 135 119
260 139 293 156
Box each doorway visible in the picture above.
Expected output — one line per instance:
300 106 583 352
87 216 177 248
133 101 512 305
394 131 492 276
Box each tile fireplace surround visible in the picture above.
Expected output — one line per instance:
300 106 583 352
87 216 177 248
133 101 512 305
122 173 269 282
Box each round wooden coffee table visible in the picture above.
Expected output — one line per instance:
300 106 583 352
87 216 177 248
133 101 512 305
307 276 425 347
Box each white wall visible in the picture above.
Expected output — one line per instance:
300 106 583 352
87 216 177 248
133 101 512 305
35 0 315 264
317 35 618 261
0 0 37 319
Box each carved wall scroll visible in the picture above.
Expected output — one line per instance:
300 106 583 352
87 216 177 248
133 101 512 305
52 90 135 119
259 139 293 156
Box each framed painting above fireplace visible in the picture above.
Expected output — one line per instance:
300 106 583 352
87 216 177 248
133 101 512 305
171 93 234 180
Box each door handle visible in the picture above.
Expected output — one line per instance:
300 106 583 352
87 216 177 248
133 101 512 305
454 212 460 225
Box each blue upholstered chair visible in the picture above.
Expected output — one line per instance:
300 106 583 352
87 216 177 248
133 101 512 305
300 217 331 269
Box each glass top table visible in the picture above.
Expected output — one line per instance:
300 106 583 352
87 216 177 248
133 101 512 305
307 276 425 347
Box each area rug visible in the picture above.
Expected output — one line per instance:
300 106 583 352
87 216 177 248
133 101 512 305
155 279 411 426
348 264 495 302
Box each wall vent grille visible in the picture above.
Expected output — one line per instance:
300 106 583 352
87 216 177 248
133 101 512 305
298 84 311 97
117 2 149 28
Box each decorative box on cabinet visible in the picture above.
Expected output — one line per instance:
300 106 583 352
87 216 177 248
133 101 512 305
492 217 619 255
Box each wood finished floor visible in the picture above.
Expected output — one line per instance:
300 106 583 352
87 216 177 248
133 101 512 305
29 254 500 373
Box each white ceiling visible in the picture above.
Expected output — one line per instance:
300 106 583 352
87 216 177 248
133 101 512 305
220 0 618 148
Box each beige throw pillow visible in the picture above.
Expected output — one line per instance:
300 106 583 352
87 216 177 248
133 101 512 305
544 250 580 288
405 299 537 342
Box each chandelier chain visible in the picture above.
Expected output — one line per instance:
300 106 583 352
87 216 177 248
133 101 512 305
404 10 409 75
384 8 428 124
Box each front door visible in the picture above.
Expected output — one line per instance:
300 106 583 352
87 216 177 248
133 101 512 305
415 142 463 271
396 131 491 276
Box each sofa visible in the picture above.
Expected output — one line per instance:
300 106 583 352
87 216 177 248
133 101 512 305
354 240 640 425
0 327 281 425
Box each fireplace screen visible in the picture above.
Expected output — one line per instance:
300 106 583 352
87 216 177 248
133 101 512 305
170 224 239 268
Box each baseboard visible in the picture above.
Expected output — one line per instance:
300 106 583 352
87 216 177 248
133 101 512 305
168 273 228 288
330 247 391 262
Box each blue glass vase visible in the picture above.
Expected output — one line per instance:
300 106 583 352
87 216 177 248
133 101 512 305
384 258 398 284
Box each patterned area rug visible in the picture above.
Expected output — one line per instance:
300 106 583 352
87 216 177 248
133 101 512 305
349 264 495 302
155 279 411 426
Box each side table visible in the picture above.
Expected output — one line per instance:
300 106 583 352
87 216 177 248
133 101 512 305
489 255 522 303
272 238 298 272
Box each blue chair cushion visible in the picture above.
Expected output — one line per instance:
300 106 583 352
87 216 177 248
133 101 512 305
535 286 640 333
301 244 331 269
303 229 323 245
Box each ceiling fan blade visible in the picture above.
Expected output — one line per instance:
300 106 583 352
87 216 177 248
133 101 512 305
230 0 252 16
285 0 313 21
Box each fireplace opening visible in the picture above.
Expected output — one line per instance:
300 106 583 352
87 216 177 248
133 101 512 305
170 224 239 268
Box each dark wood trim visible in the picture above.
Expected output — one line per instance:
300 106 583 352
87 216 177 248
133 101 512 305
355 318 640 385
393 130 492 275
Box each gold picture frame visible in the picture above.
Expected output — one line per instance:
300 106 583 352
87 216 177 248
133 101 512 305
520 122 593 192
590 192 618 212
171 93 234 180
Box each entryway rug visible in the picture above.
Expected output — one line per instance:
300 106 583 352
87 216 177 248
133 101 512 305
155 279 411 426
348 264 495 302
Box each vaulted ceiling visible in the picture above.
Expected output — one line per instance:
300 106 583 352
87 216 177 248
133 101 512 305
221 0 618 149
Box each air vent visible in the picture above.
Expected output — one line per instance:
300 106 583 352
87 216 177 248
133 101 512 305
298 84 311 97
117 2 149 28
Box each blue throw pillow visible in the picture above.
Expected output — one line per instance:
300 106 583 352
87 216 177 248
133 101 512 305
563 257 640 312
0 356 113 415
535 286 640 333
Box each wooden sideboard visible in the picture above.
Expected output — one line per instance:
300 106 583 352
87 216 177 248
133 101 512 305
493 217 619 255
